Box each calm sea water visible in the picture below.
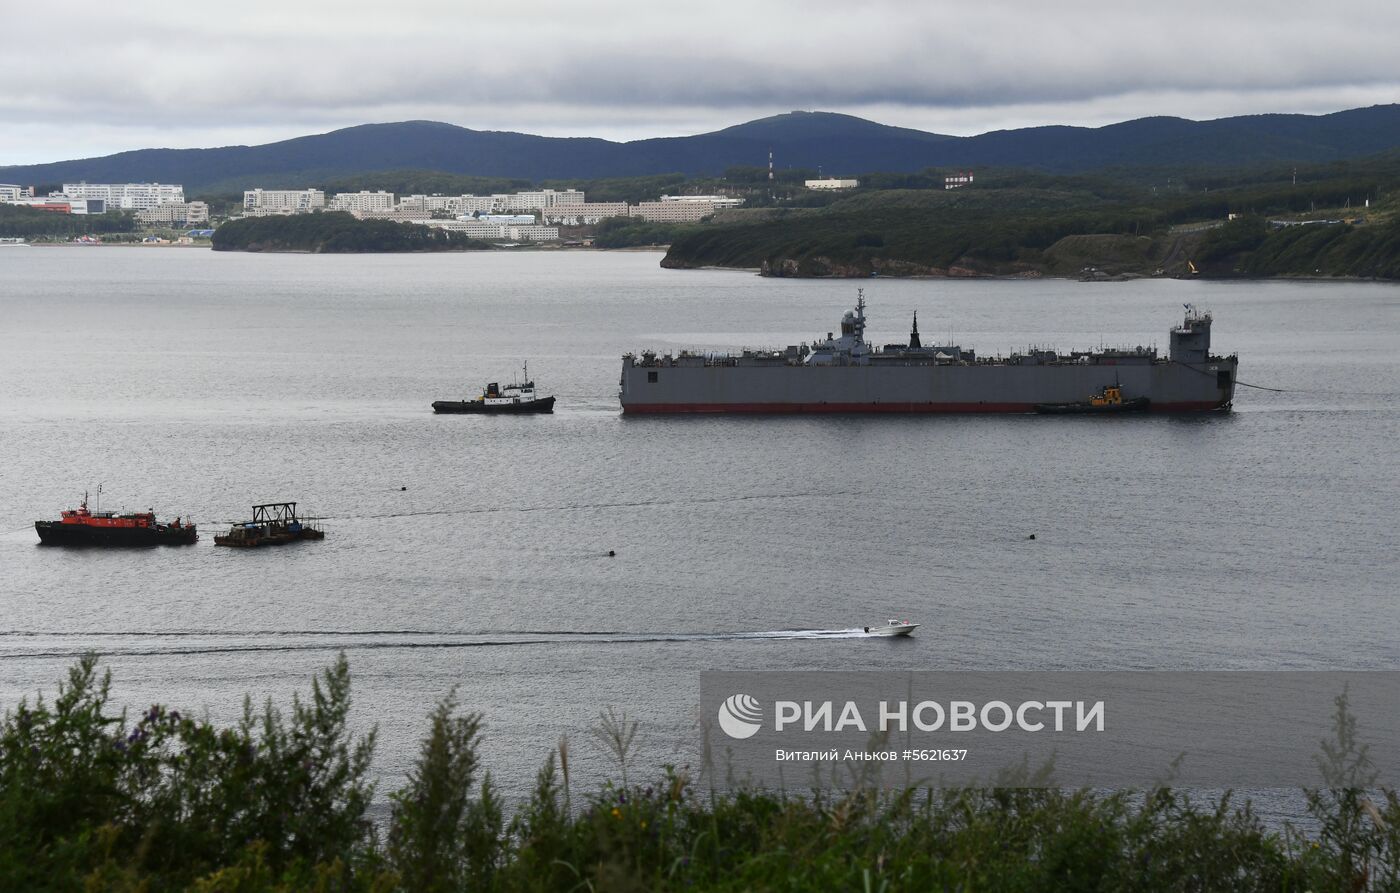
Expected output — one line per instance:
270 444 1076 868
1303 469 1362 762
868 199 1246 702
1 246 1398 801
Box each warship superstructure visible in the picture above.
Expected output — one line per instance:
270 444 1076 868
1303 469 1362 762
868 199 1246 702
619 292 1236 414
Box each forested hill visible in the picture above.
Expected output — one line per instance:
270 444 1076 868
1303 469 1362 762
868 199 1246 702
661 157 1400 280
210 213 489 253
6 106 1400 190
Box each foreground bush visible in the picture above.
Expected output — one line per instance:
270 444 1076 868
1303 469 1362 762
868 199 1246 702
2 656 1398 891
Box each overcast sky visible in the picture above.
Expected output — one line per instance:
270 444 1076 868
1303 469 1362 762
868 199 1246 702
3 0 1398 165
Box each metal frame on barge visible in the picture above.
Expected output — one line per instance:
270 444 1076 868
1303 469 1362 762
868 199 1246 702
213 502 325 548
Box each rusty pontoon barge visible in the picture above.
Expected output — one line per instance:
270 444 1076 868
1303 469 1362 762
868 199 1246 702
213 502 325 548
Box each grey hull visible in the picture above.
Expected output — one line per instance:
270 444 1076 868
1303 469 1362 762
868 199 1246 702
619 360 1236 414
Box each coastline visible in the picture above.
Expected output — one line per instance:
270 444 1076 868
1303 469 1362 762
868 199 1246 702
13 243 1395 281
657 260 1396 283
25 241 212 248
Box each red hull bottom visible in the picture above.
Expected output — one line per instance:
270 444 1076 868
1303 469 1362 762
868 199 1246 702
622 401 1229 414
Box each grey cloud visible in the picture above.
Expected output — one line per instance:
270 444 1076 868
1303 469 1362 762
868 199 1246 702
2 0 1398 163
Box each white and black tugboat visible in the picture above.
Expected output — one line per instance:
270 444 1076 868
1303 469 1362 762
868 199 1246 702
433 362 556 414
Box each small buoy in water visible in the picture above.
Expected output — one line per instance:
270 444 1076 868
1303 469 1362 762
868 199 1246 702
1027 533 1037 540
400 486 407 491
607 550 616 557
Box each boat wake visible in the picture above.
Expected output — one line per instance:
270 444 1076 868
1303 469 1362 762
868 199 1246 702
0 627 887 660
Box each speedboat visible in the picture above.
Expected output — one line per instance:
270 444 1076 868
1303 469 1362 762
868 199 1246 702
864 619 919 637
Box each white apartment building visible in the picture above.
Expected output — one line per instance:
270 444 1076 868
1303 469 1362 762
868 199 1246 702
427 220 508 240
359 208 434 222
944 172 975 189
0 184 33 201
541 202 629 225
136 201 210 227
805 178 859 190
330 191 396 213
506 225 560 241
501 188 584 211
60 182 185 210
458 195 498 214
659 194 745 208
397 194 465 213
478 214 538 225
243 188 326 214
631 201 716 223
426 220 559 241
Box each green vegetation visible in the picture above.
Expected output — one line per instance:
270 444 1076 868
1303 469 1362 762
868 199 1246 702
662 153 1400 278
5 655 1400 891
591 216 699 249
212 212 490 253
1198 215 1400 277
0 205 137 239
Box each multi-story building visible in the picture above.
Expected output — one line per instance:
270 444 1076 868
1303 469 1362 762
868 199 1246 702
804 178 859 190
136 201 210 227
478 214 538 225
425 220 559 241
540 202 630 225
505 191 548 211
396 194 469 213
0 184 34 201
506 225 560 242
329 191 396 214
427 220 508 240
944 172 975 189
359 208 435 222
630 201 717 223
500 188 584 211
659 194 745 208
243 188 326 215
449 195 490 214
59 182 185 210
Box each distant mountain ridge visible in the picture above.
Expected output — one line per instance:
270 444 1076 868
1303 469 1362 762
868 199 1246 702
5 106 1400 192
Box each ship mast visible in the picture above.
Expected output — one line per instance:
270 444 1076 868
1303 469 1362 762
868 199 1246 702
854 288 867 344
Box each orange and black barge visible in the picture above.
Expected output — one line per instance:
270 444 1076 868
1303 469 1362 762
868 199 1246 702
35 494 197 546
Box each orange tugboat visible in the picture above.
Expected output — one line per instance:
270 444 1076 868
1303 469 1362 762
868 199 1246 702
35 490 197 546
214 502 325 548
1034 383 1150 414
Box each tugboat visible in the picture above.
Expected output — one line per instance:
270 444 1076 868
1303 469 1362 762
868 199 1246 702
214 502 324 548
1034 384 1150 414
35 490 197 546
433 362 556 414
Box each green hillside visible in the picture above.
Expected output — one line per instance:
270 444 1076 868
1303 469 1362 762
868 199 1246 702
211 212 490 253
662 153 1400 279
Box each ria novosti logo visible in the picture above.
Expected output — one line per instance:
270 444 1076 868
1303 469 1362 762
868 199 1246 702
718 693 763 739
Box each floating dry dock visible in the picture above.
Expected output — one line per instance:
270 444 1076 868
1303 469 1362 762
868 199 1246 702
619 293 1237 414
